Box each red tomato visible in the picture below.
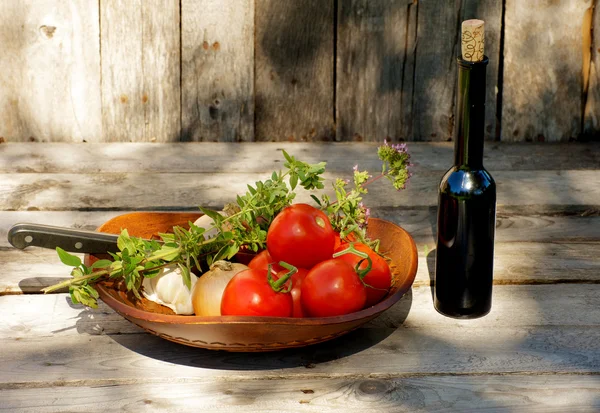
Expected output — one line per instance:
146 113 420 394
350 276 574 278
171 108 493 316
300 259 366 317
221 268 292 317
333 232 357 249
334 243 392 307
333 232 343 250
275 268 309 318
266 203 335 269
248 250 284 274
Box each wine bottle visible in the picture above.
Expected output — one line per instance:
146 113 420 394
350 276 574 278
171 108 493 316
434 19 496 319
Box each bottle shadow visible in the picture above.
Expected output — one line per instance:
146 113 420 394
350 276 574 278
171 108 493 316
426 205 437 300
426 248 436 301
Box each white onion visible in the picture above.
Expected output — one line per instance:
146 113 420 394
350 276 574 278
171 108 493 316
142 266 198 315
192 260 248 316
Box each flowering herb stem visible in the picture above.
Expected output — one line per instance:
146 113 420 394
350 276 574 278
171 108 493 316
47 144 411 308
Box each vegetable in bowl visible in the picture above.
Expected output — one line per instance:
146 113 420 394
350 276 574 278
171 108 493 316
44 142 412 316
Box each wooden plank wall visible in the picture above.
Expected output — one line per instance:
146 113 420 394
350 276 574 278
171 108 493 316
101 0 180 142
181 0 254 142
256 0 334 142
502 0 592 142
0 0 598 143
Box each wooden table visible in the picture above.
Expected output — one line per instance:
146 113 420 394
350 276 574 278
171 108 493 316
1 142 599 412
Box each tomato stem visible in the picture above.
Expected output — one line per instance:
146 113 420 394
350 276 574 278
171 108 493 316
267 261 296 293
332 243 373 280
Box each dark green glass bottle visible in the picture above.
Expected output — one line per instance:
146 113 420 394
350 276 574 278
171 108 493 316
434 55 496 318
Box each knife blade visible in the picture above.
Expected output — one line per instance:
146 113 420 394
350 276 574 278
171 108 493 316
8 223 123 254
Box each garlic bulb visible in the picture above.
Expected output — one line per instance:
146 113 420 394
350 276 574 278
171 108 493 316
193 211 226 239
142 266 198 315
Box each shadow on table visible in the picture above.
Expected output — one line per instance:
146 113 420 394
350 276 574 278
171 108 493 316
101 289 413 371
426 248 436 300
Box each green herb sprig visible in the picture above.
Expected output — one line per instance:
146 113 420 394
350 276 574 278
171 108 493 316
43 151 327 307
45 144 411 308
319 140 412 251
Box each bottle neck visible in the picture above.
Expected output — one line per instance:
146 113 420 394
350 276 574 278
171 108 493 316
454 56 488 168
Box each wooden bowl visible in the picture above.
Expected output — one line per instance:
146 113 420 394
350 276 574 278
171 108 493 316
88 212 418 352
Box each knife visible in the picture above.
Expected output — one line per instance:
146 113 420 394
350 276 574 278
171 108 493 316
8 223 122 254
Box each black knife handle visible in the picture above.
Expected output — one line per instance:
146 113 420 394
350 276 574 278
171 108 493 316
7 223 120 254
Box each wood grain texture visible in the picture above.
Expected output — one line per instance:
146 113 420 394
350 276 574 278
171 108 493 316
0 1 102 142
372 209 600 245
1 170 599 211
502 0 592 142
583 0 600 139
2 376 600 412
462 0 503 140
2 210 598 294
1 285 599 382
100 0 180 142
2 209 598 249
3 142 600 173
181 0 254 142
3 239 599 294
409 0 457 141
336 0 417 142
255 0 334 141
412 0 502 141
3 285 599 333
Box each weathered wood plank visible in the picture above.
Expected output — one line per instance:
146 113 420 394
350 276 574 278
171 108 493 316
3 142 600 173
0 294 144 337
415 241 600 287
336 0 417 142
336 0 502 142
412 0 502 141
0 211 126 246
2 210 599 294
255 0 334 141
3 238 599 294
583 0 600 138
462 0 503 141
1 285 599 383
100 0 180 142
181 0 254 142
502 0 592 142
411 0 459 141
0 1 102 142
140 0 181 143
2 284 599 337
373 209 600 245
1 170 599 211
0 248 81 294
2 210 598 249
2 376 600 412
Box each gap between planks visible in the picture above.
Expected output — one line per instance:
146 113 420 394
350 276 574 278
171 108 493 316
3 142 600 173
2 371 600 391
1 285 599 384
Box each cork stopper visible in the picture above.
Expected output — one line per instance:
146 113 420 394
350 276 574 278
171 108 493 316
461 19 485 62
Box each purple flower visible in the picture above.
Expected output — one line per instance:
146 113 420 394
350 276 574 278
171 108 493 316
392 143 408 153
353 164 359 172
